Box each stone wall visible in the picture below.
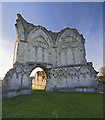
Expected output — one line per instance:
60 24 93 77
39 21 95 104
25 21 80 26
2 63 32 98
45 63 97 91
14 14 86 67
2 14 99 98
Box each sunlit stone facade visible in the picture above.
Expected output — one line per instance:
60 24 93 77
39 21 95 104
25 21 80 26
2 14 98 98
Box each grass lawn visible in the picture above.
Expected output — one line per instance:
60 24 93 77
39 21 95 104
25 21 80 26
2 90 103 118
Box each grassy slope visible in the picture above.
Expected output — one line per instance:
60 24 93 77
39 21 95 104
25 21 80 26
2 91 103 118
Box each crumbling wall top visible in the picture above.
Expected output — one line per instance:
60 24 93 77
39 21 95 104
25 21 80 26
15 13 85 44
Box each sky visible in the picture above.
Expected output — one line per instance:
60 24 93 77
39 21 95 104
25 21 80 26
0 2 103 78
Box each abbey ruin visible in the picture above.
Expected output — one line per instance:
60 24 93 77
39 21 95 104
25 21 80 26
2 14 98 98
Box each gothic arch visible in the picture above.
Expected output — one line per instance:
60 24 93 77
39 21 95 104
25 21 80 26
79 66 90 73
27 27 53 47
29 64 48 78
29 64 49 90
78 66 90 77
68 67 77 76
27 28 52 63
58 36 82 53
56 28 77 45
58 36 83 65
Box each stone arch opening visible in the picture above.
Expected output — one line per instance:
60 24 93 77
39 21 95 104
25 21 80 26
30 66 47 90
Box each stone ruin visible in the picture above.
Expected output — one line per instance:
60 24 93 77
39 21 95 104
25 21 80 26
2 14 98 98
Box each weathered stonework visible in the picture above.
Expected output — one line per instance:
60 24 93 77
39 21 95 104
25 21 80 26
2 14 98 98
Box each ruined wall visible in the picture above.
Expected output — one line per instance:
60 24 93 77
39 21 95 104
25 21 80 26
2 14 98 98
14 14 86 67
46 63 97 92
2 63 32 98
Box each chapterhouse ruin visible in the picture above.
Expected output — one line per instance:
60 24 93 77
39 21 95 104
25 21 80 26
2 14 98 98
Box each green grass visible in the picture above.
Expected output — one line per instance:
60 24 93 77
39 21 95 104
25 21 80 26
32 87 44 90
2 91 103 118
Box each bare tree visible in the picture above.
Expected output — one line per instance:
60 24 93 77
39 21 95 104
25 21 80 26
98 66 105 82
99 66 105 76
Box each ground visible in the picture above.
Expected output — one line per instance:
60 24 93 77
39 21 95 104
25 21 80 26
2 90 103 118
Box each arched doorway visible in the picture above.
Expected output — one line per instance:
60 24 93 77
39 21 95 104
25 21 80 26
30 67 47 90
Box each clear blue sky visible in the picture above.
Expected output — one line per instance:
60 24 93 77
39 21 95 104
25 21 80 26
1 2 103 77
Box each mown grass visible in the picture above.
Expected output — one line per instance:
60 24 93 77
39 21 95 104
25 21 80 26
2 91 103 118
